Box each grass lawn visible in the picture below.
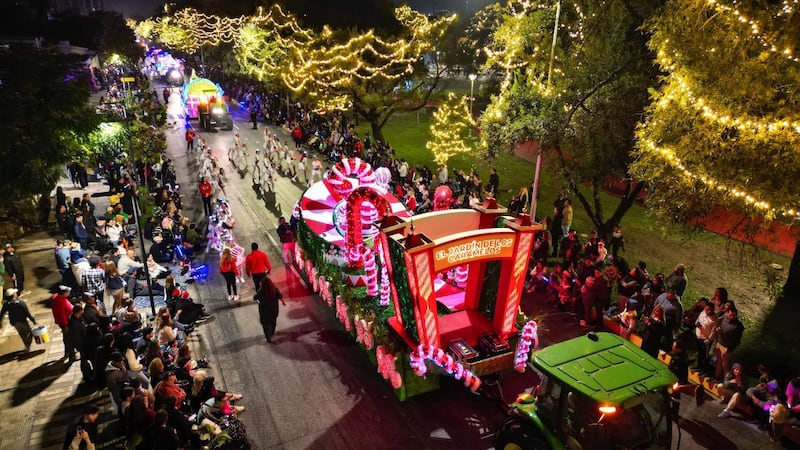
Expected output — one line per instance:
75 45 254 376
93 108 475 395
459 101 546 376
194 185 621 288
359 109 800 378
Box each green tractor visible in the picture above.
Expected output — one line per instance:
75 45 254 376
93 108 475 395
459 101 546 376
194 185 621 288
495 332 678 450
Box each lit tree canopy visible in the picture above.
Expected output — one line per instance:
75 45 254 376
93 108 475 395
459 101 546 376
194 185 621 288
632 0 800 223
137 5 454 142
480 0 662 237
282 6 456 140
234 5 314 87
426 93 476 165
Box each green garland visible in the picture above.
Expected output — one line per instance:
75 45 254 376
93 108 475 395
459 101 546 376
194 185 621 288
478 260 501 319
389 238 419 342
296 215 407 351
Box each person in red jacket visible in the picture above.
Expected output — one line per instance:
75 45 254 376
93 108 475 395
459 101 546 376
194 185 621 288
199 177 213 217
185 128 196 152
219 248 240 301
51 285 75 360
244 243 272 292
291 124 302 148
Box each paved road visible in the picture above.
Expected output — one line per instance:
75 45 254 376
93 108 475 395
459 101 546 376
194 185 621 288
163 92 513 450
161 86 787 450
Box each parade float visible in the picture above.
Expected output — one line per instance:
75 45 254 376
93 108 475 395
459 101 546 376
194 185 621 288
295 158 542 399
182 74 233 131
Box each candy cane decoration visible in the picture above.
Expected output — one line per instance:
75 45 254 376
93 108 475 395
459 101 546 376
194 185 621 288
363 247 378 296
380 267 391 306
376 239 391 306
513 320 539 373
325 158 376 201
409 344 482 392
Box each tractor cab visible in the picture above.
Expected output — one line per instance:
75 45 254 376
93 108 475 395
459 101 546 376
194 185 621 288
496 332 678 450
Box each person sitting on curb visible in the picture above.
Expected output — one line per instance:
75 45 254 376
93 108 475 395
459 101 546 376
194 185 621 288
717 362 748 418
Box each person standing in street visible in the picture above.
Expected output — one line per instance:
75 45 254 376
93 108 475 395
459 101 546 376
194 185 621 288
0 288 37 352
52 285 75 360
4 243 25 293
185 127 196 152
219 248 240 302
250 105 258 130
244 243 272 292
277 217 296 265
199 177 213 217
254 276 286 343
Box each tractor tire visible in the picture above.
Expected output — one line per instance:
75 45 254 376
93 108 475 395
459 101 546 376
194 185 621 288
223 116 234 130
494 418 550 450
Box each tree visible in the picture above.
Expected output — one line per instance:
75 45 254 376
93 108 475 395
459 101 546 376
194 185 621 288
282 6 456 142
479 0 662 238
0 44 100 206
630 0 800 294
426 93 475 165
440 3 507 76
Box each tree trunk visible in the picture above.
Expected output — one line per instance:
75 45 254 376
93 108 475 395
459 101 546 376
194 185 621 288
570 179 646 242
369 117 386 143
783 240 800 298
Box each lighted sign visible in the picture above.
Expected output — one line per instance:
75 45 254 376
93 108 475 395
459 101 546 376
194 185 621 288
433 235 515 272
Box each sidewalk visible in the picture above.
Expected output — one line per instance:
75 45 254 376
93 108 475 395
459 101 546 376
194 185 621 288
0 118 214 449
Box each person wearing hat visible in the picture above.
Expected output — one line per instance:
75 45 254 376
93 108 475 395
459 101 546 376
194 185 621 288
4 244 25 293
52 285 75 360
174 290 208 327
0 288 37 352
717 362 747 418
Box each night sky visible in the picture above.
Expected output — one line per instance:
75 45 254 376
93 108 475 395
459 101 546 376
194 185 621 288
104 0 163 18
103 0 501 18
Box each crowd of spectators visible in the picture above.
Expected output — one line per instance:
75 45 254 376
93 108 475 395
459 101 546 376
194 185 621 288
519 191 800 440
50 72 255 448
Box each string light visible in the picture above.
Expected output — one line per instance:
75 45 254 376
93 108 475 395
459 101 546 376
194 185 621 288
636 136 799 218
706 0 799 64
654 70 800 137
636 0 800 219
282 7 455 96
426 93 476 165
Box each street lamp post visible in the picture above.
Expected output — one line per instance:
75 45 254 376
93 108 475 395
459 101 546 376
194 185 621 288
468 73 477 138
530 0 562 221
116 102 157 317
